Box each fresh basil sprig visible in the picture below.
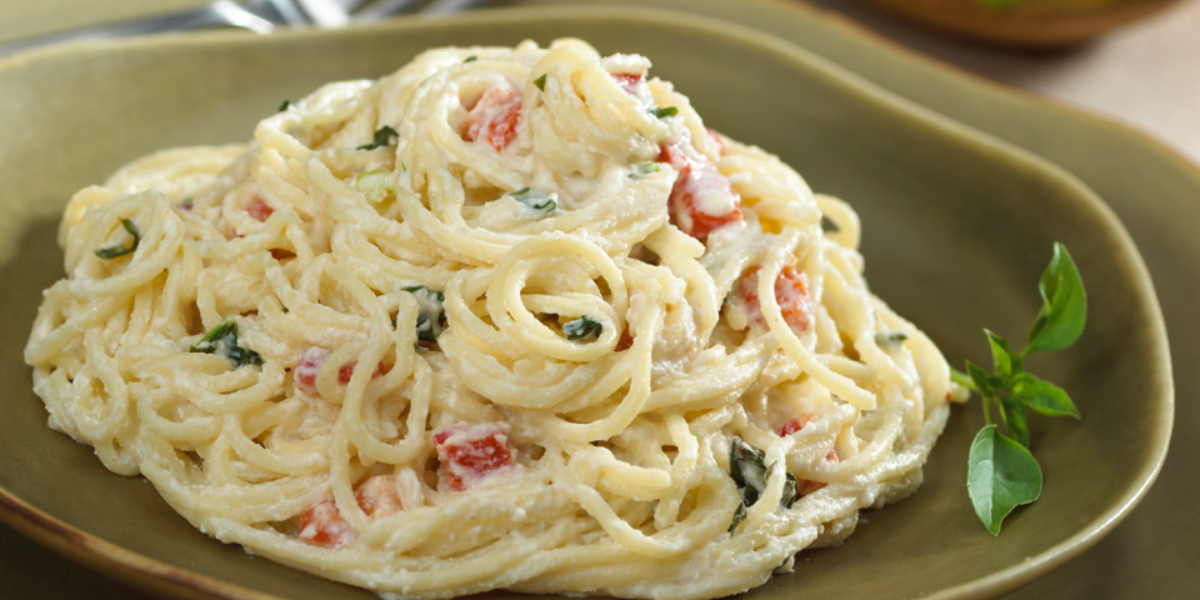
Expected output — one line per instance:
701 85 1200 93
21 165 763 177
357 125 399 151
94 219 141 259
953 242 1085 535
189 319 262 368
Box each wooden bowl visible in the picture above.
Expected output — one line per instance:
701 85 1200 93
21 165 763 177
848 0 1186 48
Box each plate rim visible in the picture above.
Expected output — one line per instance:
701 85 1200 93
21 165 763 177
0 5 1174 600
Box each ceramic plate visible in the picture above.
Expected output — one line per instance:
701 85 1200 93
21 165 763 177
0 5 1172 600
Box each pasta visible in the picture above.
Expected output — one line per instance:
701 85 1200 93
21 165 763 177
25 39 960 600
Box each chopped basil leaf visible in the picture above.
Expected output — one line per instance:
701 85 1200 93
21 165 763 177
464 55 477 63
729 502 746 534
180 198 194 210
628 163 660 180
189 319 262 368
403 285 446 343
94 219 141 259
648 106 679 119
781 472 799 510
875 330 909 347
508 187 557 215
728 437 798 533
534 74 547 91
820 215 840 233
357 125 399 151
563 316 602 341
278 100 291 112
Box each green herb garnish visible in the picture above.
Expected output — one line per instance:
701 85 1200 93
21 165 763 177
874 330 908 348
648 106 679 119
954 242 1085 535
534 74 547 91
563 316 602 341
727 437 798 533
403 285 447 344
355 169 394 204
464 55 477 63
508 187 557 215
94 219 141 259
628 163 660 180
180 198 194 211
278 100 291 112
357 125 399 151
820 215 839 233
189 319 262 368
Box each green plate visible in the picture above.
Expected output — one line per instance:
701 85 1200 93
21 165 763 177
0 4 1173 600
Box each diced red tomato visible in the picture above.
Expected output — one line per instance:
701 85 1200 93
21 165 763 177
295 346 385 397
298 475 402 546
354 475 403 519
299 497 353 546
337 360 387 384
432 423 516 492
656 142 742 240
779 413 818 437
247 197 273 222
463 85 522 152
735 260 812 332
295 347 329 394
611 73 644 95
615 328 635 352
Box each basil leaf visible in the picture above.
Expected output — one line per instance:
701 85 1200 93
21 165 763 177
563 316 602 341
404 285 446 343
781 472 799 510
508 187 557 215
984 329 1019 379
648 106 679 119
189 319 262 368
464 55 477 63
1024 242 1086 356
278 100 291 112
999 397 1030 448
357 125 399 151
628 163 660 180
1011 372 1081 419
965 360 999 400
94 219 141 259
967 425 1042 536
820 215 840 233
874 330 908 348
729 502 746 533
534 74 547 91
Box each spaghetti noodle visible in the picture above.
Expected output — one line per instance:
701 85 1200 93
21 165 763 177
26 39 958 600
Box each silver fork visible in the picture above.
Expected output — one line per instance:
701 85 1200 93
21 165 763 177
0 0 487 59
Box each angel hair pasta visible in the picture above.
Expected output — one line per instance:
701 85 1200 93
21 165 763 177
25 40 959 600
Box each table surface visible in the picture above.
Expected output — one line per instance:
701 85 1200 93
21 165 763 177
809 0 1200 167
1 1 1197 599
